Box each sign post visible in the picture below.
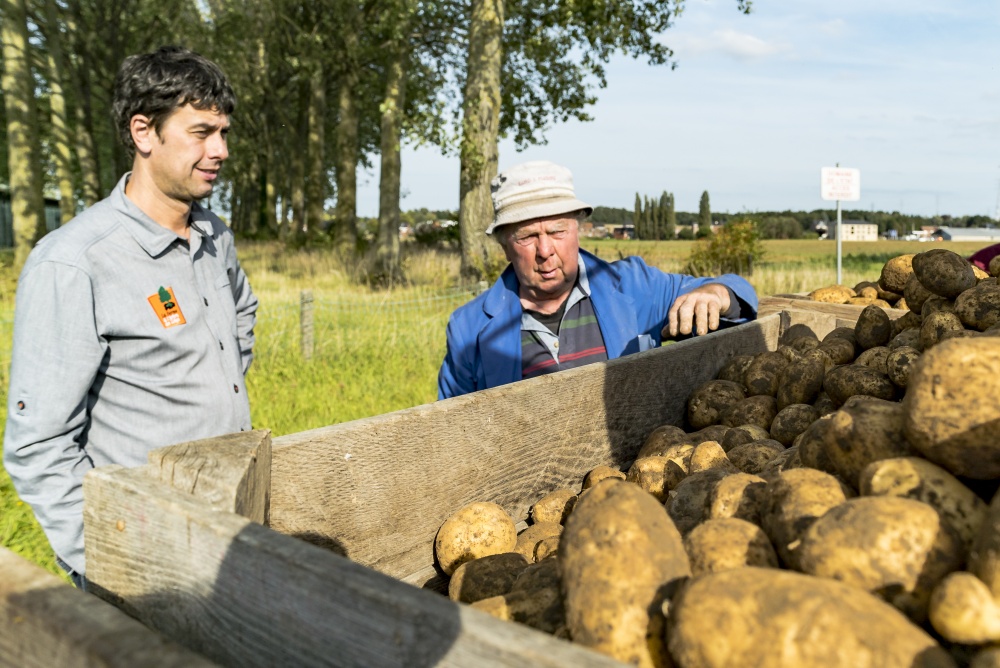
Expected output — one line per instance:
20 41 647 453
821 166 861 284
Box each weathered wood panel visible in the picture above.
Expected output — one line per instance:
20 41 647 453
0 546 215 667
269 315 782 581
148 430 271 525
758 295 910 321
82 466 625 668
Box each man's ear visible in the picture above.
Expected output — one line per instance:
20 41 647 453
130 114 154 154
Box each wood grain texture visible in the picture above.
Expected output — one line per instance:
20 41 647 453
82 466 624 668
269 316 782 582
148 430 271 525
0 546 215 668
759 295 910 321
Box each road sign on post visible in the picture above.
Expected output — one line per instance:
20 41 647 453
821 166 861 285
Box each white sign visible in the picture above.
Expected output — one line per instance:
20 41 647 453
821 167 861 202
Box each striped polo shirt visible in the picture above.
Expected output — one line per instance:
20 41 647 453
521 257 608 379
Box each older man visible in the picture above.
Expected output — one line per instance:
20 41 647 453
438 160 758 399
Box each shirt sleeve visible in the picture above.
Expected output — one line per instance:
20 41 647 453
226 243 258 375
437 315 476 400
3 261 106 574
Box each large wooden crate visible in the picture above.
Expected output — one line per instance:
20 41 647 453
81 302 891 667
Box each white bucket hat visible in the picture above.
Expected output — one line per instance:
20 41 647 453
486 160 592 235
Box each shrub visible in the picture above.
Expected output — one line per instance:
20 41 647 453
684 219 765 277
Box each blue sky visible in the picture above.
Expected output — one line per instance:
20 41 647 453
356 0 1000 218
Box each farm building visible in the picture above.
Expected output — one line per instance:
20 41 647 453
824 220 878 241
931 226 1000 242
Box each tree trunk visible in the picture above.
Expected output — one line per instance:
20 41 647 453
333 36 360 249
43 0 75 223
2 0 47 268
458 0 505 281
375 43 408 284
306 61 326 239
289 79 309 245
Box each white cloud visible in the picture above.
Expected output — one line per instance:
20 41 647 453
818 19 847 37
675 29 791 60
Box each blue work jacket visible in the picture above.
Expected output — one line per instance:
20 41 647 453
437 250 758 399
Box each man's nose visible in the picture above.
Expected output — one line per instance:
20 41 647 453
208 132 229 161
535 232 555 257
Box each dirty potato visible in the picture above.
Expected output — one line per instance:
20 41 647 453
928 572 1000 645
798 496 964 622
684 517 779 576
810 285 855 303
707 472 768 524
689 440 739 475
720 395 778 431
855 304 893 350
720 424 771 452
744 351 790 397
913 249 978 299
776 355 827 410
667 469 733 535
955 281 1000 331
716 354 754 387
513 522 563 562
582 465 626 489
904 274 936 314
770 404 821 446
560 479 690 667
817 337 857 365
823 364 897 406
687 380 747 430
637 424 691 458
436 502 518 575
891 310 922 337
889 326 921 350
855 346 891 375
531 489 578 525
627 456 687 503
919 311 966 351
503 557 567 634
886 346 920 388
448 552 530 603
727 439 786 475
904 338 1000 479
879 254 916 294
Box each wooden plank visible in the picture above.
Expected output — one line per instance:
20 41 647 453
148 430 271 525
0 546 215 668
82 466 625 668
268 315 783 582
758 295 910 321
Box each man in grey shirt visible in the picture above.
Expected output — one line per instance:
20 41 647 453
3 46 257 587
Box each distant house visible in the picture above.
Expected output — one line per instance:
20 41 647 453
612 225 635 240
931 227 1000 242
0 186 63 247
824 220 878 242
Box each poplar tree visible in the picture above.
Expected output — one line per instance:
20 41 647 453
700 190 711 230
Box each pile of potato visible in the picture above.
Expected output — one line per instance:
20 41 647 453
434 247 1000 668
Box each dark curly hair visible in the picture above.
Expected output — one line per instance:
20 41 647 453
112 46 236 153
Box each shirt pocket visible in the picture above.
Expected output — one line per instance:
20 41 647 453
214 272 239 339
637 333 655 352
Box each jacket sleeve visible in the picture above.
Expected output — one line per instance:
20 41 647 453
3 261 106 574
615 257 758 341
226 240 258 375
438 314 477 400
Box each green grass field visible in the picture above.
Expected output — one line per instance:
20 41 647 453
0 238 987 575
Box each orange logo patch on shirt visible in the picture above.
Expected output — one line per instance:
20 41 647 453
148 286 187 328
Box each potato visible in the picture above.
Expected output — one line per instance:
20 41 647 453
513 522 563 562
776 355 826 409
894 297 909 310
903 274 935 315
667 567 954 668
991 255 1000 278
823 364 896 406
759 444 802 477
913 249 977 298
972 646 1000 668
789 336 820 354
690 424 730 445
813 391 837 417
687 380 746 430
637 424 691 458
707 472 768 524
813 397 916 489
904 338 1000 479
448 552 530 603
667 469 733 535
922 295 957 319
627 456 687 503
891 310 922 338
776 344 803 364
503 557 566 634
715 354 753 387
560 479 690 667
770 403 820 446
582 464 626 489
720 424 770 452
798 496 964 621
889 326 921 350
928 572 1000 645
854 304 893 350
956 281 1000 331
886 345 920 388
780 323 820 346
860 457 988 552
817 337 857 365
436 502 518 575
975 264 992 280
762 468 853 569
720 395 778 430
743 351 789 397
688 440 739 475
531 489 577 525
971 490 1000 597
727 439 785 475
847 297 876 306
683 518 778 576
855 345 891 375
533 536 560 561
810 285 855 303
919 310 965 351
880 254 916 294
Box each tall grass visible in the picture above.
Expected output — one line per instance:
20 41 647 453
0 237 989 574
